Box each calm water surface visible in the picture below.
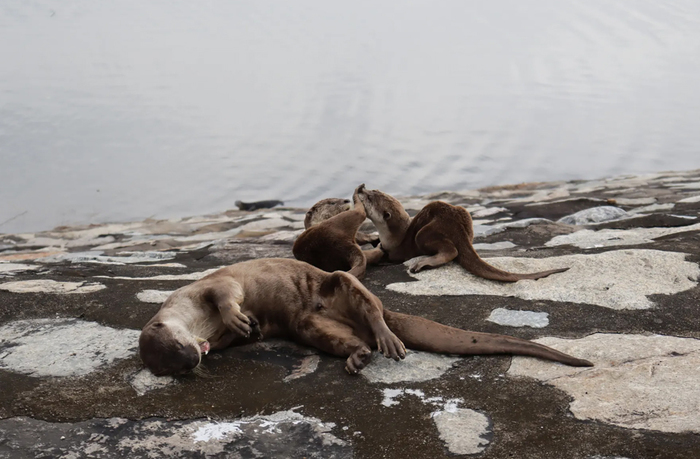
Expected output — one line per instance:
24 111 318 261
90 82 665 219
2 0 700 233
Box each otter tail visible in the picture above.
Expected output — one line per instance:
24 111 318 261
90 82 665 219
383 310 592 367
456 241 568 282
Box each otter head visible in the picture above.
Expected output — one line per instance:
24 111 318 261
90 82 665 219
304 198 352 229
139 320 210 376
354 184 410 251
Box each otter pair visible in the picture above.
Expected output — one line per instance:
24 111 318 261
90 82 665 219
293 184 568 281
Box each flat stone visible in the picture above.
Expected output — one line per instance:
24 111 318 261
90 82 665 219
0 319 140 377
362 351 460 384
136 290 175 303
237 218 293 232
508 333 700 433
678 195 700 203
558 206 628 225
472 241 517 251
0 250 64 261
487 308 549 328
668 181 700 189
0 279 106 294
128 369 177 396
432 408 491 455
0 412 349 458
480 218 552 237
39 251 177 265
0 263 40 275
472 207 508 218
614 198 657 206
259 229 304 242
96 268 220 281
387 249 699 310
546 223 700 248
628 203 675 214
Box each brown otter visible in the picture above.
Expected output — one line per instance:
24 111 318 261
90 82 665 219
139 258 592 376
293 193 383 279
355 184 568 281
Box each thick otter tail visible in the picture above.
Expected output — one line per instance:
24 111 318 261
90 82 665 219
383 310 592 367
456 241 568 282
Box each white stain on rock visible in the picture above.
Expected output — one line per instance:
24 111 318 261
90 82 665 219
129 369 177 396
487 308 549 328
136 290 175 304
380 388 491 455
284 355 321 382
508 333 700 433
558 206 628 225
0 319 140 377
362 351 460 384
432 408 491 455
387 250 699 310
546 223 700 249
0 279 106 294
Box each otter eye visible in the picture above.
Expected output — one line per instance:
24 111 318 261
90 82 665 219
383 211 391 220
315 302 325 311
177 342 185 349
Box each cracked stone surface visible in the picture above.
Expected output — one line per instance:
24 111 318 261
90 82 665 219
2 170 700 459
0 319 140 377
487 308 549 328
0 412 349 459
546 223 700 249
508 333 700 433
557 206 629 225
0 279 106 294
387 249 699 310
362 351 461 384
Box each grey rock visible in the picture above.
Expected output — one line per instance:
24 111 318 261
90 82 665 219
508 333 700 433
362 351 460 384
0 279 106 294
0 412 350 459
0 319 140 377
558 206 628 225
487 308 549 328
388 249 699 310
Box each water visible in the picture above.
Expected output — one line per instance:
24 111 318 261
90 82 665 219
2 0 699 234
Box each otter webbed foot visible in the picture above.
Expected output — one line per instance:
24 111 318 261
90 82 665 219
376 330 406 361
345 346 372 375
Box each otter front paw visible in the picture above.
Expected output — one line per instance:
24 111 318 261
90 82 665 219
221 306 252 337
376 331 406 361
345 347 372 375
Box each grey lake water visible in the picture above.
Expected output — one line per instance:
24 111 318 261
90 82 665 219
2 0 700 234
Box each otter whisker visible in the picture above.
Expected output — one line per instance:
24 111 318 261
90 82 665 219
192 363 213 379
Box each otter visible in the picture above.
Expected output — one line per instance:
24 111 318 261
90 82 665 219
139 258 592 376
355 184 568 281
293 192 383 279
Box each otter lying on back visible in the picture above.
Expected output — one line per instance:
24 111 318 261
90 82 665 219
139 258 592 376
355 184 568 281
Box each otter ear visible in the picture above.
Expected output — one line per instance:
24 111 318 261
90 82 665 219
319 272 351 297
383 211 391 220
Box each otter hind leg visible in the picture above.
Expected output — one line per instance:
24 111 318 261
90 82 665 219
297 317 373 374
410 226 458 273
347 246 368 279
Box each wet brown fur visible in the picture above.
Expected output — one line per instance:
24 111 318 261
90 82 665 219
356 185 569 281
293 193 383 279
139 258 592 376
